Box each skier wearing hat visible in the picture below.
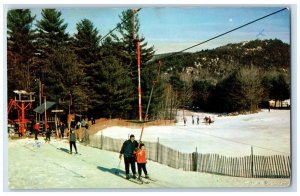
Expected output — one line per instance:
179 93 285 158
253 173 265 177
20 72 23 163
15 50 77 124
119 134 139 179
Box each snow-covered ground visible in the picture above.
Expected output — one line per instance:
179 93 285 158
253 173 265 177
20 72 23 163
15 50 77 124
99 109 290 156
8 137 290 189
7 109 291 189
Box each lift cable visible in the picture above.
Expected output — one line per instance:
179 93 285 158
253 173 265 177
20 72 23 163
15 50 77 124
151 8 288 63
99 8 142 43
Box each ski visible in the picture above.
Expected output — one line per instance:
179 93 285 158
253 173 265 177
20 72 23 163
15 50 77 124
141 176 157 182
127 177 143 185
115 172 143 185
69 152 82 155
138 177 150 184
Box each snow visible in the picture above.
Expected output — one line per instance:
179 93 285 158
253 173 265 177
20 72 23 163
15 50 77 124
8 137 289 189
7 109 290 189
99 109 290 156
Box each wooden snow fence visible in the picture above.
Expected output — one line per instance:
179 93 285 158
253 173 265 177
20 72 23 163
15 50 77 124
89 135 290 178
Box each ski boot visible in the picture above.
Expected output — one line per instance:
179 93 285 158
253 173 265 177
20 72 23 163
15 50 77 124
132 174 137 179
145 174 149 179
126 174 130 179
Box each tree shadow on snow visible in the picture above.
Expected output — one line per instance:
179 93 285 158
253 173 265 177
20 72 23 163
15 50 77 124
97 166 125 175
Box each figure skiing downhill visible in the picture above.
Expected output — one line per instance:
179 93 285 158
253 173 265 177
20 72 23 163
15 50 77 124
69 128 78 154
134 142 149 180
119 134 139 179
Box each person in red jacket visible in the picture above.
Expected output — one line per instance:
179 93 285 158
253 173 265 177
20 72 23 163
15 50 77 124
33 122 40 140
134 143 149 180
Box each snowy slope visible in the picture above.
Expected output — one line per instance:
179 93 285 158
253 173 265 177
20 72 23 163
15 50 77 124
99 109 290 156
8 137 290 189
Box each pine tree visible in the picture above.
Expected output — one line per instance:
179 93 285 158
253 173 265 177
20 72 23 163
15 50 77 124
73 19 101 65
35 9 69 56
7 9 36 96
47 46 86 110
269 73 290 107
72 19 101 114
92 55 134 119
34 9 88 114
35 9 70 76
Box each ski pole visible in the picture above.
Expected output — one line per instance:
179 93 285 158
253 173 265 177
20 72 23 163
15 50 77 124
115 158 122 174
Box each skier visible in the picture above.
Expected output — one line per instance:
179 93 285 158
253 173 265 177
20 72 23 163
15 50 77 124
197 116 200 125
69 128 78 154
208 116 212 125
119 134 138 179
183 117 187 126
45 124 51 143
91 116 96 125
204 116 208 124
33 122 40 140
134 143 149 180
59 121 65 139
192 115 194 125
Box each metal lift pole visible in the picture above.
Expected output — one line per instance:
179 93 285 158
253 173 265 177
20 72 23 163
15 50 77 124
138 61 162 146
133 9 142 122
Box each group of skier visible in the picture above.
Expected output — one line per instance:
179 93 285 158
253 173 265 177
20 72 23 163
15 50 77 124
184 115 213 126
32 119 148 181
32 120 79 154
119 134 149 181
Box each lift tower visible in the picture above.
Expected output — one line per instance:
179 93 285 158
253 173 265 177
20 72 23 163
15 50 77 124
8 90 35 136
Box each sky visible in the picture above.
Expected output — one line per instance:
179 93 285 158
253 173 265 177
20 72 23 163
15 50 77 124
9 6 291 54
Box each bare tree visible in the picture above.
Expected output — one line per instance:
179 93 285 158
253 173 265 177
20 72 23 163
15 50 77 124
238 67 263 113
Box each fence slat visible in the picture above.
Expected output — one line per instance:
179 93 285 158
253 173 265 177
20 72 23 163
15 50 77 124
247 156 251 178
216 154 221 175
286 156 290 177
281 155 288 178
238 157 241 177
283 155 289 177
226 156 230 176
253 155 257 178
262 156 266 178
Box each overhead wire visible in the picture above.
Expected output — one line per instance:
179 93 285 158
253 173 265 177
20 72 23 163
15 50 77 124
99 8 142 43
152 8 288 62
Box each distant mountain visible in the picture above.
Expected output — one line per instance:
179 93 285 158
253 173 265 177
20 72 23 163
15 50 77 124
154 39 290 80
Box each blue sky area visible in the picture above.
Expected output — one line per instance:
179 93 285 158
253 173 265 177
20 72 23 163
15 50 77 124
25 6 290 54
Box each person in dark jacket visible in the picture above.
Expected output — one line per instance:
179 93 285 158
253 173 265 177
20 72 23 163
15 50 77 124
119 134 138 179
59 122 65 139
69 128 78 154
44 124 51 143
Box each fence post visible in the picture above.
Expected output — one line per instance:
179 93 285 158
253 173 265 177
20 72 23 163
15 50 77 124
84 128 90 146
101 131 103 150
251 146 254 178
192 147 198 172
156 137 159 162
